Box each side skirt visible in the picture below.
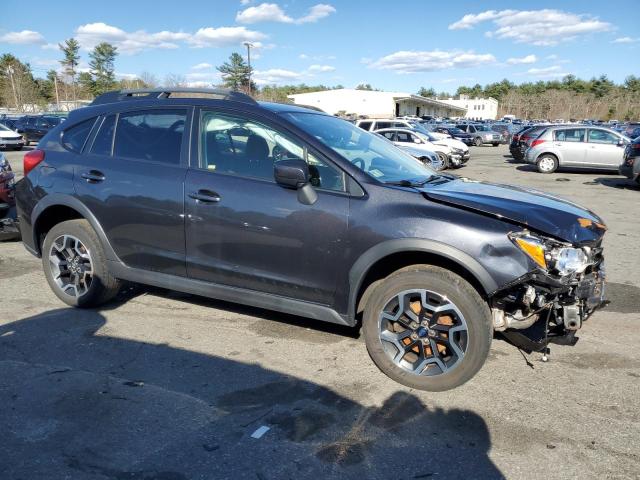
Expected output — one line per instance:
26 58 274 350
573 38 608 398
108 260 352 327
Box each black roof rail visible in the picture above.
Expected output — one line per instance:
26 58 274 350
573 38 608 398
90 88 257 106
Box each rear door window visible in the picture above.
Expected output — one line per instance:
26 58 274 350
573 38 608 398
395 132 412 143
61 118 96 153
554 128 586 142
113 109 187 164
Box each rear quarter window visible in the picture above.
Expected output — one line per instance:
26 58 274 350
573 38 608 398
61 118 97 153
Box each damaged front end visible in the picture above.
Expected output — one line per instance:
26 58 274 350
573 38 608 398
490 228 606 352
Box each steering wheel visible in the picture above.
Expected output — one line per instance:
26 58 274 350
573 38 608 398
272 145 288 161
352 157 365 170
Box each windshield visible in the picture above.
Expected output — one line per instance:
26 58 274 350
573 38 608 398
283 112 436 184
447 127 465 134
475 125 491 131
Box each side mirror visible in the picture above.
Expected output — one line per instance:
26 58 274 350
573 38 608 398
274 159 317 205
617 138 625 146
274 158 310 188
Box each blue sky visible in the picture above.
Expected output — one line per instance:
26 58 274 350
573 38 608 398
1 0 638 93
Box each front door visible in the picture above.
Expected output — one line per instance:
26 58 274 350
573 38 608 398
585 129 625 168
185 109 349 305
74 108 190 276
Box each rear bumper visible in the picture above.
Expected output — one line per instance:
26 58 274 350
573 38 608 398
0 138 25 149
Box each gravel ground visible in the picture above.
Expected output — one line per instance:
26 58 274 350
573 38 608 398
1 145 639 480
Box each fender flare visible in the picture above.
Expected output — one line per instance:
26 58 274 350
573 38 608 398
31 193 119 261
347 238 499 320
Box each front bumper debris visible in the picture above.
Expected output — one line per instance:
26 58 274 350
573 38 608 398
490 259 606 352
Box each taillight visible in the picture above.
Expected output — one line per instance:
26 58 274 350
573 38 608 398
24 149 45 176
531 139 546 148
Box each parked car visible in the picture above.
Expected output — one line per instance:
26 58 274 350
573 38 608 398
375 128 464 169
357 118 423 133
432 126 475 146
525 126 630 173
490 123 516 143
373 132 443 171
0 153 19 240
624 123 640 138
510 125 549 161
0 122 25 150
15 115 64 145
15 88 607 391
455 123 503 146
620 136 640 184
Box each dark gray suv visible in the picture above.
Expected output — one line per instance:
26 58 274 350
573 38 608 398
15 88 607 391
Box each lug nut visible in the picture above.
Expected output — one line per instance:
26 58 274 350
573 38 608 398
411 332 419 340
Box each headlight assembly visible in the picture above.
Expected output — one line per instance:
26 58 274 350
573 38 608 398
509 232 547 269
509 231 591 276
553 247 589 275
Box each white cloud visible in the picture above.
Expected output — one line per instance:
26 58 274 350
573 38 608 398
369 50 496 73
240 0 252 4
307 64 335 72
0 30 45 45
253 68 305 85
74 22 266 54
299 53 308 59
236 3 335 24
612 37 640 44
188 26 267 48
192 62 213 70
449 9 612 46
41 43 60 50
76 22 190 54
526 65 570 78
506 54 537 65
116 72 138 80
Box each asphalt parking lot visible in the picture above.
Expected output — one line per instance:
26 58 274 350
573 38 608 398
1 145 639 480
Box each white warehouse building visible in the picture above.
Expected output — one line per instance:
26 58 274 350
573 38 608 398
287 89 466 119
440 95 499 121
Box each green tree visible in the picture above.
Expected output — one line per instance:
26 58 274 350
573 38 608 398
88 42 118 96
59 38 80 101
217 52 253 92
355 83 376 90
0 54 40 111
417 87 436 97
624 75 640 93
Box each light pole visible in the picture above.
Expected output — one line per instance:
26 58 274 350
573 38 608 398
243 41 253 95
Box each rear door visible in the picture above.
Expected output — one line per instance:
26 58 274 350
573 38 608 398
585 129 625 168
74 107 191 275
184 108 349 305
552 128 587 166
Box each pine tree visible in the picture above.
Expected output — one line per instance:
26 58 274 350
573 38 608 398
59 38 80 102
217 53 252 92
88 42 118 96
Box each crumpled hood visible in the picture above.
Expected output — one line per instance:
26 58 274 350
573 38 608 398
421 177 606 245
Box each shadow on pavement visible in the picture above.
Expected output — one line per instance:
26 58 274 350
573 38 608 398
592 177 640 190
0 307 504 480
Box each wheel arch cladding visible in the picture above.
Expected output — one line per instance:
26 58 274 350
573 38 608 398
32 194 118 261
349 239 499 321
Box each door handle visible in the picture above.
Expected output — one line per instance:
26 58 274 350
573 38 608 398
80 170 105 183
188 189 221 203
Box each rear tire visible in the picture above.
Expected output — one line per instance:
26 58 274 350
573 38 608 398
536 154 558 173
362 265 492 391
492 143 499 147
42 219 121 308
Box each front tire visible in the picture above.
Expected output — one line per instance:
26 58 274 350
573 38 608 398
474 137 483 147
42 219 121 307
362 265 492 391
492 143 499 147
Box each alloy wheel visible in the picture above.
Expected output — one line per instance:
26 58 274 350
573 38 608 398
378 289 468 376
48 234 93 298
538 156 556 173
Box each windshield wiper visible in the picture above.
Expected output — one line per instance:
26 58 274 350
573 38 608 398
385 176 440 187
